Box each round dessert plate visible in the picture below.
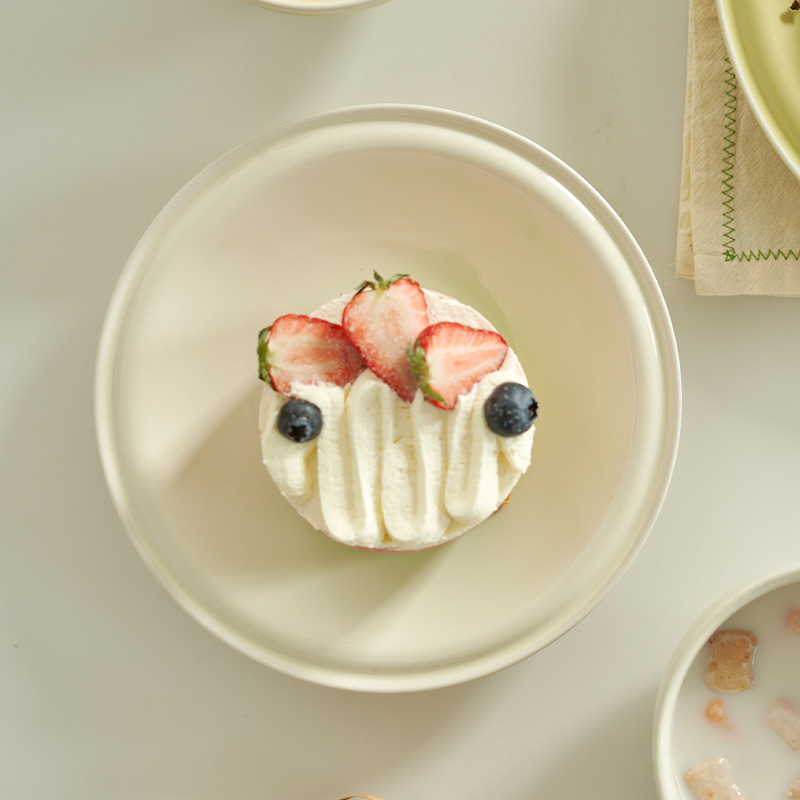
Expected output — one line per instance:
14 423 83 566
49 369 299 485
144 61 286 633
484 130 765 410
242 0 389 15
717 0 800 181
654 564 800 799
95 105 681 692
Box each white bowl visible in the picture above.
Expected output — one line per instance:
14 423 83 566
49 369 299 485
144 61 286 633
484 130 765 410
95 105 681 692
242 0 390 15
654 564 800 798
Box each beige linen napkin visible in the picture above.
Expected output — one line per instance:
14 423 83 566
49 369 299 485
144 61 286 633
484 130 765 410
678 0 800 295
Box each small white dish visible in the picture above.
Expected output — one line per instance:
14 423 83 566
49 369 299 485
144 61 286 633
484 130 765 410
242 0 390 15
654 564 800 798
95 105 680 692
717 0 800 181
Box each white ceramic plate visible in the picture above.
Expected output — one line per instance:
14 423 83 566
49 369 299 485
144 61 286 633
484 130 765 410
95 105 681 692
717 0 800 181
242 0 389 15
654 564 800 799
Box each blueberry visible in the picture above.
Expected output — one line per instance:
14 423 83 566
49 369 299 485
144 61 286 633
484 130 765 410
483 382 538 437
277 398 323 443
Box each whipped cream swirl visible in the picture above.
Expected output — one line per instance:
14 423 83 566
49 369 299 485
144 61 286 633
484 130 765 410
259 290 534 551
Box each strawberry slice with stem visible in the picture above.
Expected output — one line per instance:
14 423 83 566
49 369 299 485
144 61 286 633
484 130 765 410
408 322 509 410
342 272 430 403
258 314 366 395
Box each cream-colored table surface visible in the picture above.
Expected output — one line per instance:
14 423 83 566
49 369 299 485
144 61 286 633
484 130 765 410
4 0 800 797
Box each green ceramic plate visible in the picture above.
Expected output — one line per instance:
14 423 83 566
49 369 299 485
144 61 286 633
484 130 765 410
717 0 800 181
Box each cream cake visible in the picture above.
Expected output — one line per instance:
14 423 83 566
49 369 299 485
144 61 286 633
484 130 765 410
257 273 537 551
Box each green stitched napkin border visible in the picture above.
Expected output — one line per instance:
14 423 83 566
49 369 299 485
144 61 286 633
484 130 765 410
722 60 800 266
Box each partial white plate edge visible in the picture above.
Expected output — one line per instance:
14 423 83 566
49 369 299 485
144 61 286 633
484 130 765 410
241 0 391 15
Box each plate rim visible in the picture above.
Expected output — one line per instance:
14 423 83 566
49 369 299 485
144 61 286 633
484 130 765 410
94 103 682 692
716 0 800 183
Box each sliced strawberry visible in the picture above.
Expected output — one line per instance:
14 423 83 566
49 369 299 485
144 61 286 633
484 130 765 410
258 314 366 394
342 272 429 403
408 322 508 410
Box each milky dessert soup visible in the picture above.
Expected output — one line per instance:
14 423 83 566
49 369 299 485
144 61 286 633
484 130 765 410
672 582 800 799
257 273 537 551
